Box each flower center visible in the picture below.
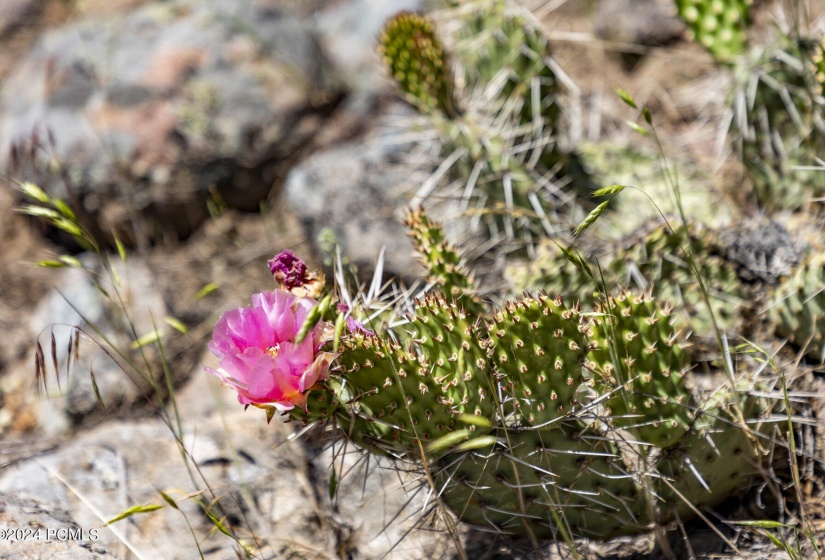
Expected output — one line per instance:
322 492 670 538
267 343 281 358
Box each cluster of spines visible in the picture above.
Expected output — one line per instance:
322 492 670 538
733 35 825 212
380 12 456 116
676 0 752 60
768 254 825 363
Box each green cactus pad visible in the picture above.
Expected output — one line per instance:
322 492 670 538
676 0 752 60
380 12 456 115
590 289 694 448
434 380 773 540
656 384 774 519
435 421 651 540
769 254 825 363
483 293 595 427
404 208 480 312
293 294 497 456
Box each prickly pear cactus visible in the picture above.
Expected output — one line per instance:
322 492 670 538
453 0 559 128
428 290 771 540
732 34 825 212
379 4 595 251
507 223 746 339
769 254 825 364
294 287 773 539
591 290 693 448
676 0 752 60
380 12 456 115
613 223 746 337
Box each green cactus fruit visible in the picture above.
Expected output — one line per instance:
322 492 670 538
676 0 752 60
732 35 825 212
769 254 825 363
380 12 456 116
404 208 481 314
590 290 693 448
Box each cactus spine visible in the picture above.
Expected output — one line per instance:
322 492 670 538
732 34 825 212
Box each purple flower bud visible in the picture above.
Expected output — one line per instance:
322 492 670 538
268 250 308 290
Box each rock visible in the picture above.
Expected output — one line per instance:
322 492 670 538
0 0 45 40
314 0 423 97
22 256 168 431
0 362 456 560
284 122 424 281
594 0 685 66
0 0 344 245
0 494 112 559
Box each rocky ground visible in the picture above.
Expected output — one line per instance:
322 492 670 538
0 0 823 558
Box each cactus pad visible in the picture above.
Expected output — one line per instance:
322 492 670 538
769 254 825 363
676 0 752 59
380 12 456 115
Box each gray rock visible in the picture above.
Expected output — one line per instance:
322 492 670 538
0 365 457 559
0 0 44 40
0 493 111 559
594 0 685 48
314 0 423 96
26 256 167 429
1 0 343 243
284 124 424 281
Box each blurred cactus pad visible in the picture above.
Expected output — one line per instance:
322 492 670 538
676 0 753 59
289 210 779 541
379 12 456 115
379 3 595 248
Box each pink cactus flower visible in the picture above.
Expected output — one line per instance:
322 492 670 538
207 290 335 411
